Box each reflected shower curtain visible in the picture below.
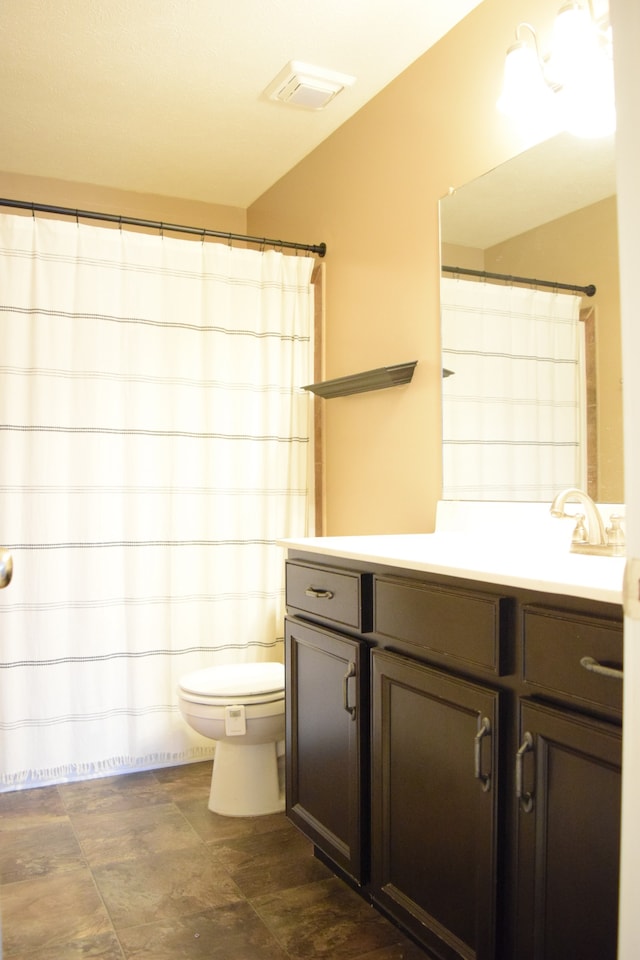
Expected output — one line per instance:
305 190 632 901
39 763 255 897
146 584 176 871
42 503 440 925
0 213 315 789
441 277 585 500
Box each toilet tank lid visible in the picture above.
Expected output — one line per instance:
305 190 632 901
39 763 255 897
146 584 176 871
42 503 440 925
179 661 284 698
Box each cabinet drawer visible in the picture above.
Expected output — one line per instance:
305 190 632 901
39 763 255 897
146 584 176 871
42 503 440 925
373 575 504 674
285 560 372 632
522 605 623 717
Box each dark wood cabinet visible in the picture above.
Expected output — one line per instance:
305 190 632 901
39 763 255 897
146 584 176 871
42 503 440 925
371 649 500 960
521 603 623 719
515 699 622 960
285 616 368 884
283 551 623 960
373 574 505 675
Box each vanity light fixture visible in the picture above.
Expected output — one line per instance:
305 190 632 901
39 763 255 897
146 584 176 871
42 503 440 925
497 1 615 138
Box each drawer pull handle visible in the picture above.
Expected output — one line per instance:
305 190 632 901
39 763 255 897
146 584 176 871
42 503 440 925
516 732 534 814
305 587 334 600
474 716 492 792
343 661 357 720
580 656 623 681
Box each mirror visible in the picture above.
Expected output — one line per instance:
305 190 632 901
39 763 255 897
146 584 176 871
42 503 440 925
439 132 622 503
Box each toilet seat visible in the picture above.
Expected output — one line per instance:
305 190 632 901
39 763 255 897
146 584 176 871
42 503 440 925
178 662 284 706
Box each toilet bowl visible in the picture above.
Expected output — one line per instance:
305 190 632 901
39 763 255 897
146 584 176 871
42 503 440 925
177 661 285 817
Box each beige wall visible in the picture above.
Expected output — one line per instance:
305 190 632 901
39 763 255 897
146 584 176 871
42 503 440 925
0 170 246 236
441 243 485 272
248 0 572 535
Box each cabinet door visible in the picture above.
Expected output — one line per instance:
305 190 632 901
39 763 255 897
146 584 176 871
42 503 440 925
515 699 621 960
371 649 499 960
285 616 368 884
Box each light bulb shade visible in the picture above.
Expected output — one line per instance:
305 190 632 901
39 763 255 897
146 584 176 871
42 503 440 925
497 42 555 117
558 54 616 137
548 2 599 86
549 3 616 137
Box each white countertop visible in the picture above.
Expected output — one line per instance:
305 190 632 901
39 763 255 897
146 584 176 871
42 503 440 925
279 532 625 605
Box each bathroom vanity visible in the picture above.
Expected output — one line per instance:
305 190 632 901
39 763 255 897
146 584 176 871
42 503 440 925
281 530 624 960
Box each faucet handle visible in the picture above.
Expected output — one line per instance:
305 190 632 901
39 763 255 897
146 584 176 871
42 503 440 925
571 513 588 544
606 514 625 547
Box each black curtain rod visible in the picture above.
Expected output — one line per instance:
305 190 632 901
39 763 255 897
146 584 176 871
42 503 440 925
441 264 595 297
0 198 327 258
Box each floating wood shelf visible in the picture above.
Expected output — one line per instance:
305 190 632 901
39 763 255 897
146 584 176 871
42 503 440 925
303 361 418 399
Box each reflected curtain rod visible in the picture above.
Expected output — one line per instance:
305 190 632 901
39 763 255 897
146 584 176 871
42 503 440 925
441 263 595 297
0 197 327 258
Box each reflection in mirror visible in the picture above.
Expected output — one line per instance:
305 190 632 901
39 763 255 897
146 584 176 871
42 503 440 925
439 132 622 503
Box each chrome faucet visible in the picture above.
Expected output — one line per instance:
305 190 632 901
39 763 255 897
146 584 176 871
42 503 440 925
550 488 625 556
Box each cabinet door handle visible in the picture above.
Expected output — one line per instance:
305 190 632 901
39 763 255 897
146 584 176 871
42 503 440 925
516 732 534 813
474 716 492 792
305 587 334 600
580 656 623 681
343 661 357 720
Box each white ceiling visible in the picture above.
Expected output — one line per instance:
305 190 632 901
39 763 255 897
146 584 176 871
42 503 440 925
0 0 484 209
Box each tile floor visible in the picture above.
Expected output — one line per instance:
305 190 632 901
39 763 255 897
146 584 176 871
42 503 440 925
0 761 428 960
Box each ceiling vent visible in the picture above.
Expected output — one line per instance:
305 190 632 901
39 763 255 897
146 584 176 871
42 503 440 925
264 61 356 110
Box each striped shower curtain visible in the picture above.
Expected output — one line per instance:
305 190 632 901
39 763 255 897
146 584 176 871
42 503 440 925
0 212 315 790
441 277 585 500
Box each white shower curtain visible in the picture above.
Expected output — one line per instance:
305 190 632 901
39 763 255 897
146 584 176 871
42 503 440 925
441 277 585 500
0 212 315 789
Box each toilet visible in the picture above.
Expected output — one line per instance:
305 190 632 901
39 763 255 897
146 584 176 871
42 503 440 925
177 661 285 817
